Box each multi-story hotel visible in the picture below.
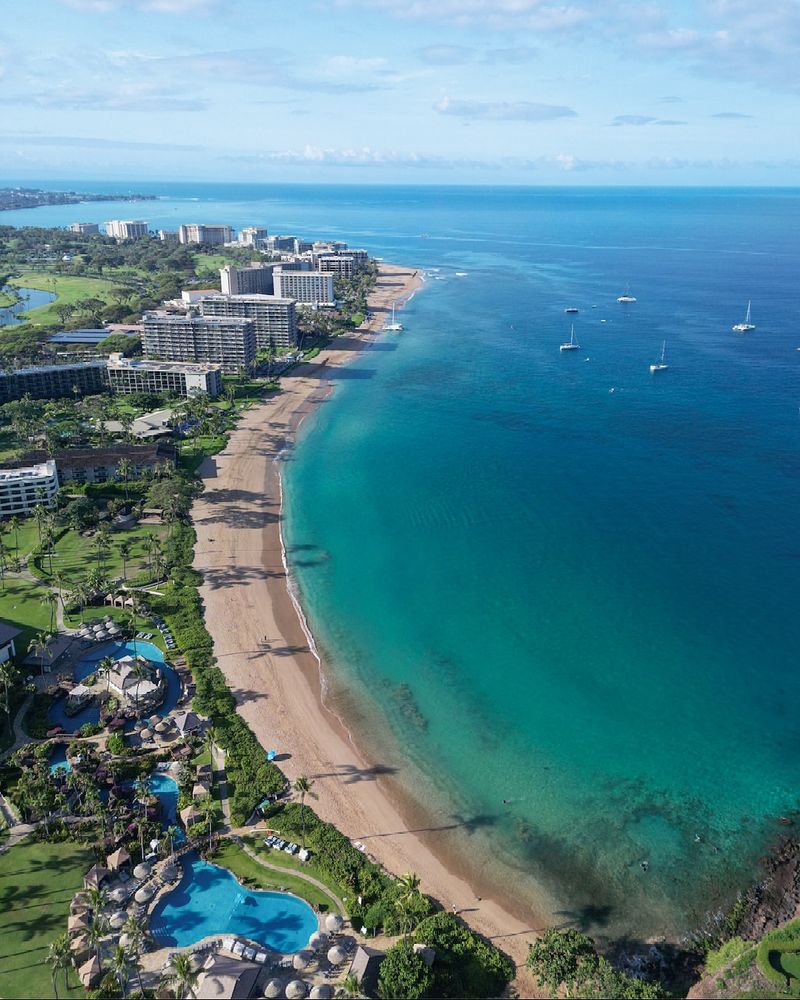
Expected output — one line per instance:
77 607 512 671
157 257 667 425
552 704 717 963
178 224 234 246
199 294 298 351
106 354 223 398
0 460 58 518
219 263 277 296
0 360 108 404
315 250 369 278
68 222 99 235
239 227 268 247
142 311 255 372
273 268 335 307
157 229 179 243
104 219 149 239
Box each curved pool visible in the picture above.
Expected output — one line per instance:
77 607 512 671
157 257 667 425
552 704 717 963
48 640 180 733
150 852 319 952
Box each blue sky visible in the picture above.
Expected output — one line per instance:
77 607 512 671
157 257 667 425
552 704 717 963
1 0 798 184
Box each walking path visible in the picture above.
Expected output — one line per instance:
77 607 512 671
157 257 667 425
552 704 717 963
228 832 346 915
0 692 35 763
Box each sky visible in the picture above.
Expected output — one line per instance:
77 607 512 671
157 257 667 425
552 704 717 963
0 0 799 185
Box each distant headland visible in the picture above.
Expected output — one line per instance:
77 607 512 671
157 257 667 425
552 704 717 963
0 186 156 211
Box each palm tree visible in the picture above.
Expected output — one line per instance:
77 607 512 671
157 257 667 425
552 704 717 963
87 912 110 973
337 972 364 998
33 501 49 544
121 915 149 994
292 775 318 849
117 540 132 582
97 655 116 694
46 932 73 999
116 457 133 501
41 590 59 633
9 514 21 557
397 870 421 902
197 793 215 852
129 656 148 717
109 943 132 997
86 885 108 918
134 776 151 860
0 660 18 736
28 631 52 678
161 952 200 999
164 823 180 858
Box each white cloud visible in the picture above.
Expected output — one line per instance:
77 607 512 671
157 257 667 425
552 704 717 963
434 96 577 121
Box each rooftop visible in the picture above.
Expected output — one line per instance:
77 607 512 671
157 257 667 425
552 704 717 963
0 460 57 482
107 354 222 375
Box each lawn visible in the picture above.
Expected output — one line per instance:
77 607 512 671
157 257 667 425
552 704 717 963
0 837 93 999
8 271 118 325
179 433 229 475
214 839 339 914
0 574 52 654
38 521 168 590
1 516 42 561
241 832 347 906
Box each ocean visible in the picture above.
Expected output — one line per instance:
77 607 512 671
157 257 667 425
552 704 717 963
5 183 800 939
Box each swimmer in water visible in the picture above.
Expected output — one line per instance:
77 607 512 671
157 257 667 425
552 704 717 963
640 860 649 872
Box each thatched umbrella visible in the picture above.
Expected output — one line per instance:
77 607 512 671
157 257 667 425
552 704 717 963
326 945 346 966
134 884 156 904
119 933 132 949
79 955 102 989
106 847 131 871
285 981 307 999
139 728 154 742
324 913 343 934
109 910 128 929
155 719 171 734
309 986 333 1000
292 950 313 971
84 864 109 889
70 932 91 956
108 886 127 904
265 980 284 999
308 931 329 951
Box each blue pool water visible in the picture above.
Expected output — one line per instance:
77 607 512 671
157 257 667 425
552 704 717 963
48 640 179 733
49 744 71 775
150 852 318 951
147 772 185 844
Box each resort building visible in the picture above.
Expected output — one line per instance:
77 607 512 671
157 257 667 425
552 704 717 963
199 294 298 350
0 359 108 403
157 229 180 243
316 251 368 278
265 235 297 253
273 268 335 306
178 224 234 246
68 222 99 234
106 353 223 398
96 654 167 713
219 263 277 296
0 460 58 518
142 310 256 372
239 226 268 247
104 220 149 240
180 289 218 306
0 623 20 666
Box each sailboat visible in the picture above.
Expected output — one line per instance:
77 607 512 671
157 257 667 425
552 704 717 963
560 325 580 352
617 285 637 303
650 340 668 373
732 300 755 333
385 300 403 332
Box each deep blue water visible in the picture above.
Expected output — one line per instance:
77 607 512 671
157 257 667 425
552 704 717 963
8 183 800 937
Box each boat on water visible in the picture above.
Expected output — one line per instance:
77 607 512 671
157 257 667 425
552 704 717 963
650 340 669 373
732 300 755 333
560 325 580 352
384 301 403 332
617 287 637 303
565 307 579 314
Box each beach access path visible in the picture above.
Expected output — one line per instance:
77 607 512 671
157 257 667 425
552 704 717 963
191 264 542 992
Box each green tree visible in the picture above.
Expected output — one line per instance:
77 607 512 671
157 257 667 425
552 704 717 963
197 793 215 852
109 943 132 997
27 630 52 678
526 928 598 998
41 589 59 632
118 539 132 581
160 950 200 999
0 660 18 735
293 775 318 849
116 457 133 500
46 932 73 1000
377 939 433 1000
337 973 365 998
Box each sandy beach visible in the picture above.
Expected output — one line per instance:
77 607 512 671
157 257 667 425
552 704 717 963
192 263 541 989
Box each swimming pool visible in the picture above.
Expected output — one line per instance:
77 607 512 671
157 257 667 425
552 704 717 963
147 772 185 844
150 852 319 952
47 640 180 733
49 744 71 775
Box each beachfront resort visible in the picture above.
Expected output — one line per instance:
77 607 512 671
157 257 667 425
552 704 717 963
0 218 515 1000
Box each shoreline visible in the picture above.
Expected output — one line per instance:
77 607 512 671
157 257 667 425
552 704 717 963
191 263 541 991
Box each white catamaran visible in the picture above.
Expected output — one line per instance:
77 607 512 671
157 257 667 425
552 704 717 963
385 300 403 332
560 325 581 352
650 341 669 373
732 300 755 333
617 286 637 303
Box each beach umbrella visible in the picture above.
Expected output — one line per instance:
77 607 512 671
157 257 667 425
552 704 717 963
309 987 333 1000
326 946 346 966
292 950 313 970
148 714 161 726
134 884 155 904
285 981 307 999
108 886 127 903
155 720 171 733
265 980 284 998
267 749 277 761
109 910 128 929
308 931 329 951
118 933 132 949
325 914 343 934
139 728 154 741
133 861 152 879
92 623 104 632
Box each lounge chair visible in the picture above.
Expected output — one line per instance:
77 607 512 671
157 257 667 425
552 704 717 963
255 952 268 964
243 946 256 960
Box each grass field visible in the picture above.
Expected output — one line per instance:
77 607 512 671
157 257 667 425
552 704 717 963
38 522 168 590
242 833 346 907
8 271 118 325
0 575 52 655
214 839 339 913
0 838 92 999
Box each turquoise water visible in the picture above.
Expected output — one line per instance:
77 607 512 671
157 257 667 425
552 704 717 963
7 183 800 938
147 772 185 844
49 744 71 775
150 851 318 950
48 640 178 733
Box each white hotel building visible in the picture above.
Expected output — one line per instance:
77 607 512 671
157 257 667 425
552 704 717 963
0 460 58 518
273 268 335 307
104 220 149 239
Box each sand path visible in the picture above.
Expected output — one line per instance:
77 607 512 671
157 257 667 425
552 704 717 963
192 265 541 989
